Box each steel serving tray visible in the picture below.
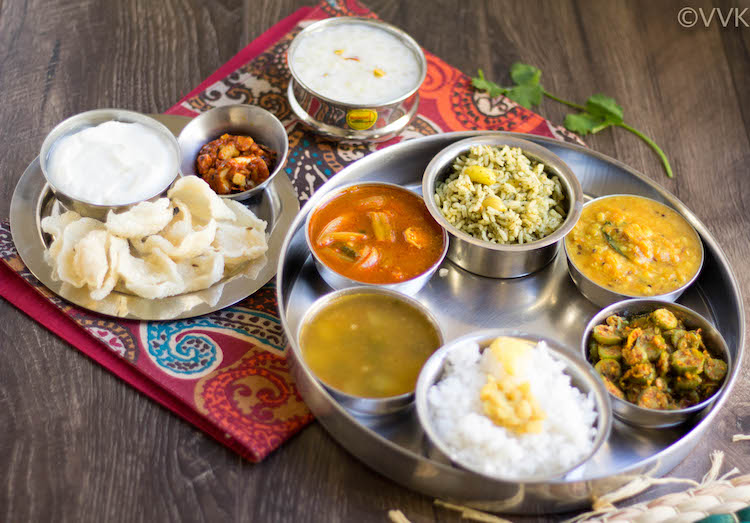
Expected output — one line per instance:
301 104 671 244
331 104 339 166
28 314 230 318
277 131 744 514
10 115 299 320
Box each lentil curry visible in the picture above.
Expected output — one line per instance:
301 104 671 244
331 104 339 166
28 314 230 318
566 195 702 296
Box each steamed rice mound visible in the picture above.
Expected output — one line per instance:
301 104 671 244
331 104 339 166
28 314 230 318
434 145 567 244
427 340 597 479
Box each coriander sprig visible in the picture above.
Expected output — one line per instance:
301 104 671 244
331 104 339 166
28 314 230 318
472 64 673 178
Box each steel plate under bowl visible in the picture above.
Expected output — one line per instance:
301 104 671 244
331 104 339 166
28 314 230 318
276 131 744 515
10 114 299 320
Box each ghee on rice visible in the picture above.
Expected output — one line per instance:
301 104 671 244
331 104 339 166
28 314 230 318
290 23 421 105
427 339 598 479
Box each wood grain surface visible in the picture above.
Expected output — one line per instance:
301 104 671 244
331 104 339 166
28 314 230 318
1 0 748 521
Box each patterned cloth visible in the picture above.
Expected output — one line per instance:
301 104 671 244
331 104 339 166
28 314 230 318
0 0 582 462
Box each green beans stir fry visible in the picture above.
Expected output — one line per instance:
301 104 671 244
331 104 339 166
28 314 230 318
588 309 727 410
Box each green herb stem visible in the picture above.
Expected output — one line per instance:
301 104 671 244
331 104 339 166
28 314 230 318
615 123 673 178
542 91 585 111
591 122 611 134
470 67 674 179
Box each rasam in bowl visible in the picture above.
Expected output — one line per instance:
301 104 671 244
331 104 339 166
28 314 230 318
297 286 444 415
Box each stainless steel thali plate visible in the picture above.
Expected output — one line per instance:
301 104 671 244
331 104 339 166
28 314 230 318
277 131 744 515
10 114 299 320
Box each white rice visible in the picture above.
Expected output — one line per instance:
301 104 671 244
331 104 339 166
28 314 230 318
427 340 598 479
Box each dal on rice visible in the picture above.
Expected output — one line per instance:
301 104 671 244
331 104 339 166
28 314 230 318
426 337 598 479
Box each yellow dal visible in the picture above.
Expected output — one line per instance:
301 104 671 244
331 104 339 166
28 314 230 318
299 293 441 398
481 337 546 434
566 195 702 296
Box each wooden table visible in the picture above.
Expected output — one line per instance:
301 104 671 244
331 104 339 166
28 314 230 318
1 0 748 521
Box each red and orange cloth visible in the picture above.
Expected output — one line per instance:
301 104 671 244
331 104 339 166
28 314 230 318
0 0 581 462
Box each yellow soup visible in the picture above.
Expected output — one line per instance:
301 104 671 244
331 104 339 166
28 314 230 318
565 195 702 296
299 293 441 398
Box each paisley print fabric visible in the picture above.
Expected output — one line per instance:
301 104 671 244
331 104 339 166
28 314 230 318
0 0 582 462
195 344 311 460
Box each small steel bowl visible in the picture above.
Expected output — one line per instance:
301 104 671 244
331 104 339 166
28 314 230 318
305 181 448 296
176 104 289 200
564 194 705 308
297 286 444 416
415 329 612 481
422 135 583 278
286 17 426 142
40 109 181 220
581 299 732 429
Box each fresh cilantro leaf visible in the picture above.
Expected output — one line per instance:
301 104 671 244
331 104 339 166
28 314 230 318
470 66 672 177
564 112 604 135
566 95 622 134
585 94 624 123
509 63 541 86
471 68 541 108
505 84 543 109
471 69 507 98
471 63 544 109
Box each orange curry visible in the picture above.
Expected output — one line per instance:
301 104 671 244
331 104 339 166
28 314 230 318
308 184 445 284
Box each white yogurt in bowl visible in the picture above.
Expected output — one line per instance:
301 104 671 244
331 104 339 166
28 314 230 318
45 120 178 206
290 22 422 106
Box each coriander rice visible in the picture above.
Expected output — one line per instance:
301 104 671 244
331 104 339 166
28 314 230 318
434 145 567 244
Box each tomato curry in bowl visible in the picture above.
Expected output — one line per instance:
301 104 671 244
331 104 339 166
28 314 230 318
306 182 448 295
